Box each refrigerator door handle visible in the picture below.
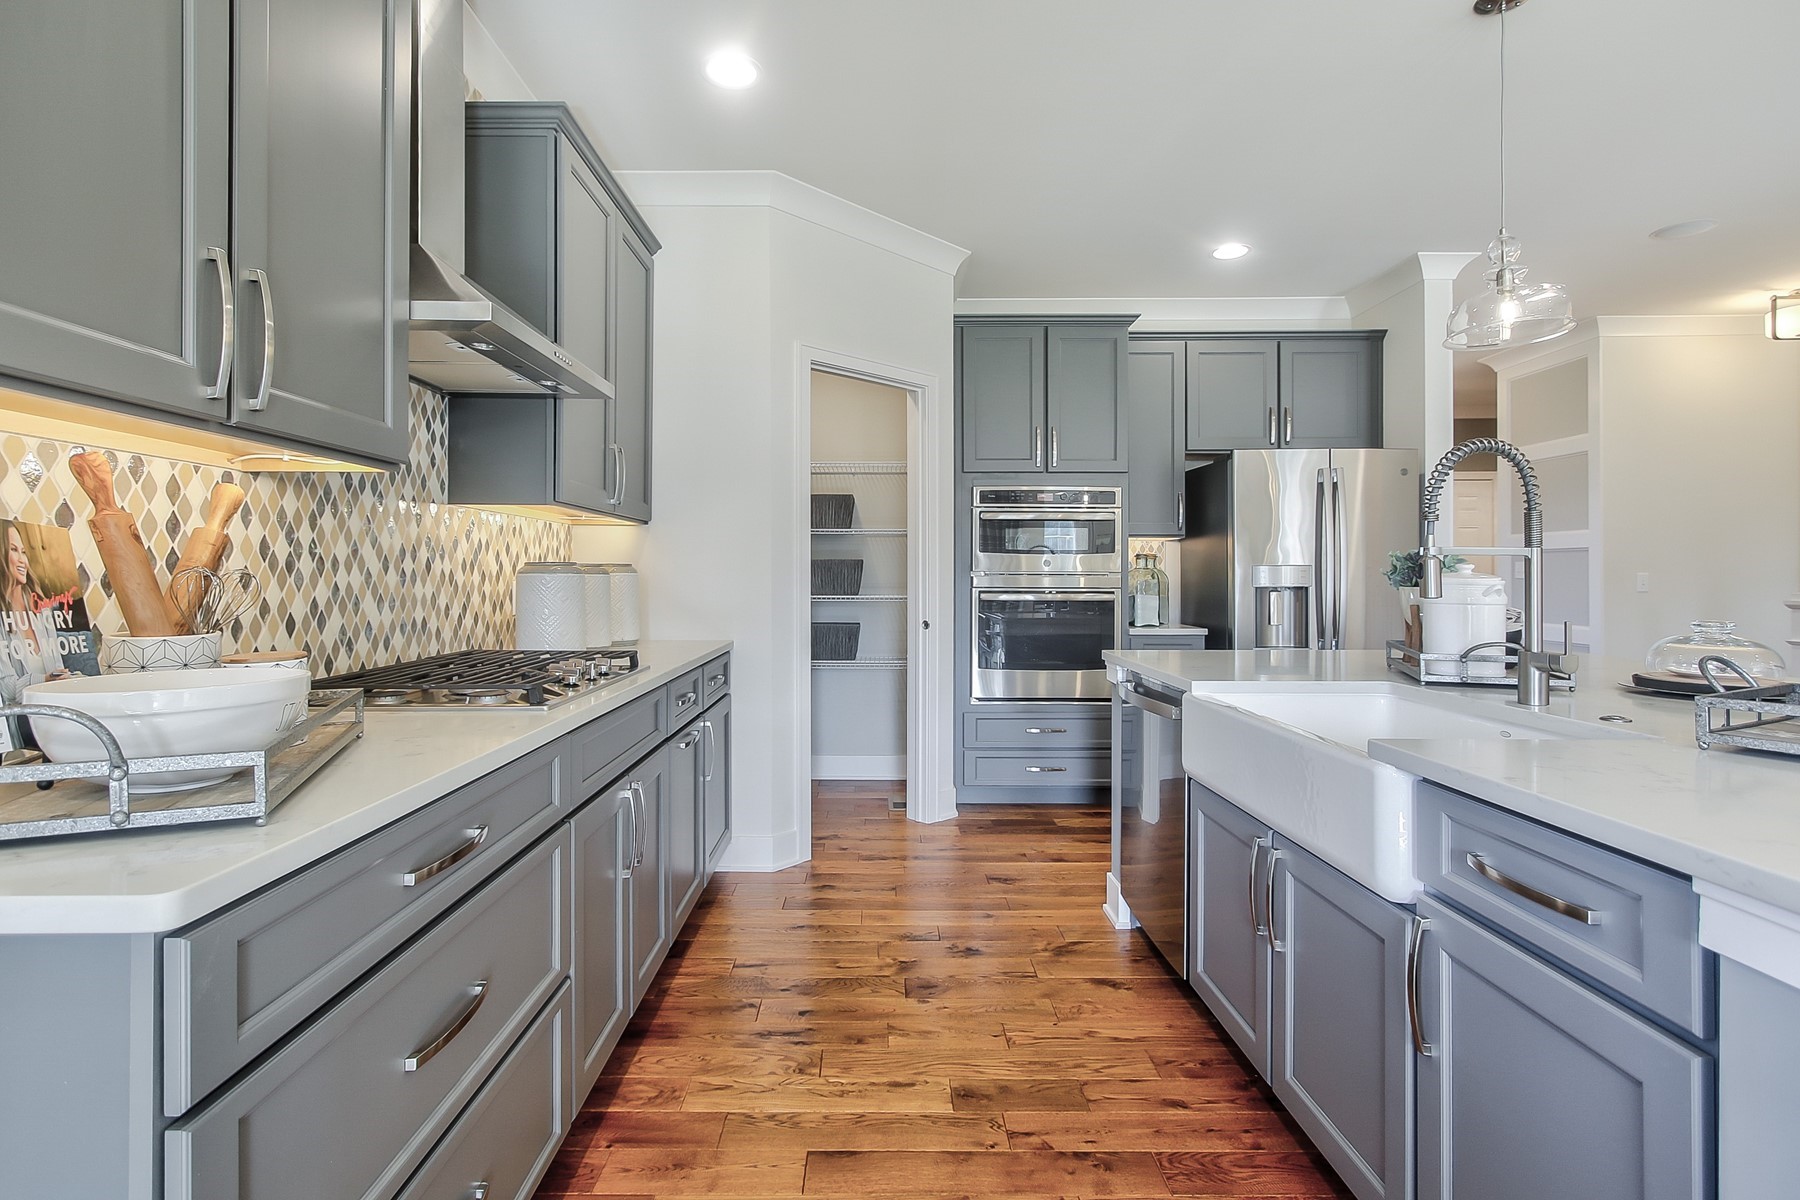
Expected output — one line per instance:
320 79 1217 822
1314 468 1332 650
1331 467 1348 649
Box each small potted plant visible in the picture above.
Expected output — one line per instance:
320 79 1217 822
1385 550 1463 645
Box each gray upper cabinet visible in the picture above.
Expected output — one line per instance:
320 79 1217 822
958 319 1130 475
0 1 408 463
1126 340 1186 536
1187 334 1382 452
455 103 658 521
227 0 410 462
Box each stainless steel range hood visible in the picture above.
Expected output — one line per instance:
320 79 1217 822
408 0 611 399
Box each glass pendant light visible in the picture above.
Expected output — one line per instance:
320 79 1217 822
1445 1 1575 351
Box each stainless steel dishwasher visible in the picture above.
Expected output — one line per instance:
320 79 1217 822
1113 670 1187 974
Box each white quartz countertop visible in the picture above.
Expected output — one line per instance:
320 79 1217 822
1107 648 1800 914
0 640 730 935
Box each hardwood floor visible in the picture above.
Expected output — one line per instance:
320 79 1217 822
533 785 1351 1199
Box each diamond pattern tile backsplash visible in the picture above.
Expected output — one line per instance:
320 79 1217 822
0 385 571 676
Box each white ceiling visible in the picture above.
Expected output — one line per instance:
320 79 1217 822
468 0 1800 319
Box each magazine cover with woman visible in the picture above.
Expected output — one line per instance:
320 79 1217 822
0 517 101 748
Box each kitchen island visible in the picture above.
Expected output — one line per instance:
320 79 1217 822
1109 647 1800 1200
0 639 731 1200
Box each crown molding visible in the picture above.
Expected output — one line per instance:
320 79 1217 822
953 296 1352 325
1346 252 1481 312
1589 314 1766 338
613 170 970 277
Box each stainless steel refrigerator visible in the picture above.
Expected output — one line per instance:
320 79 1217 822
1181 449 1421 650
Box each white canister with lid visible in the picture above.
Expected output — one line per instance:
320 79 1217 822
1420 563 1509 677
515 563 587 650
602 564 639 645
579 566 614 648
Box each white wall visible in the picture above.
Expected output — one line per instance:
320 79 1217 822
1598 330 1800 660
1348 254 1474 467
462 3 535 100
575 175 965 870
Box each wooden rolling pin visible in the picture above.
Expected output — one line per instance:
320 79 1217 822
165 482 246 631
68 451 183 637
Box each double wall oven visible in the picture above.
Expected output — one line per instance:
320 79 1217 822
970 485 1123 703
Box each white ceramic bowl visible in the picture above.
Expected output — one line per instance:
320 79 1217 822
22 668 312 793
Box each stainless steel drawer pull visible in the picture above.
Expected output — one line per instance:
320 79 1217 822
1023 727 1067 735
1247 836 1267 936
402 826 488 887
708 673 727 688
678 731 703 750
203 247 234 400
1407 914 1432 1056
403 979 488 1072
1466 852 1600 925
676 690 698 710
1024 765 1067 773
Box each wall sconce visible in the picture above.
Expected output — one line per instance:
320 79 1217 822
1770 291 1800 341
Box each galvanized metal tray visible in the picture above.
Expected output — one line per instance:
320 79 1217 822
0 689 364 841
1386 639 1575 690
1696 682 1800 757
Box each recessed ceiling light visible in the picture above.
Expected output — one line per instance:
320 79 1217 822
705 49 759 89
1212 242 1252 260
1649 219 1719 240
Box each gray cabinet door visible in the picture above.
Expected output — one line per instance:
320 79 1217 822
610 225 654 522
1126 340 1186 536
571 788 629 1097
554 396 612 513
1270 839 1413 1200
1281 338 1380 449
228 0 409 462
1047 326 1128 473
0 3 231 420
628 746 671 1008
960 325 1046 472
558 149 614 384
702 696 732 876
1187 341 1279 452
668 722 705 927
1188 782 1273 1076
1415 896 1711 1200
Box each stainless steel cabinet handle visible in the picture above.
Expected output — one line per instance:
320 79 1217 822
1466 853 1600 925
1023 726 1067 735
1024 765 1067 773
620 788 638 878
617 444 628 506
1407 914 1432 1056
608 444 625 505
1247 836 1267 936
702 719 716 783
203 247 234 400
678 731 702 750
1267 407 1278 446
630 780 649 868
676 690 698 710
468 1185 490 1200
1119 681 1182 721
244 268 275 411
1283 407 1293 442
1033 425 1043 468
1263 847 1285 951
1176 488 1185 531
1051 426 1060 468
403 979 488 1072
402 826 487 886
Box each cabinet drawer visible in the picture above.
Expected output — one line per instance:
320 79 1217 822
962 712 1110 749
962 750 1109 787
165 829 571 1200
668 668 705 725
701 653 731 708
575 689 667 792
164 741 564 1115
1124 634 1209 651
1417 782 1711 1037
396 982 572 1200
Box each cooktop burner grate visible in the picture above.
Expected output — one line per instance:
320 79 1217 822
315 648 640 709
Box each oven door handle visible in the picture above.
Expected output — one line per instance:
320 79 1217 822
977 592 1120 602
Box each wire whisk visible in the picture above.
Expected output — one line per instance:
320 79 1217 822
170 566 262 635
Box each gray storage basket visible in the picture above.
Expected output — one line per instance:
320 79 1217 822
810 493 856 530
811 622 861 661
811 558 864 596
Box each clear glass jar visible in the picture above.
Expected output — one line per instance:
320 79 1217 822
1644 620 1787 680
1127 553 1170 628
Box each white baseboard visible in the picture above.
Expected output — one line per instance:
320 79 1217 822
1104 872 1137 930
811 755 905 780
714 826 807 873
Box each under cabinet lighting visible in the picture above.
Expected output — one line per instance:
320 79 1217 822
227 452 382 474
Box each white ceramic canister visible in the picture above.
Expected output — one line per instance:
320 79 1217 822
601 563 639 645
515 563 588 650
1419 563 1509 677
579 565 614 648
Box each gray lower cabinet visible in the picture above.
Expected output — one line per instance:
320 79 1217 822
165 828 572 1200
958 318 1131 475
669 720 706 926
702 695 733 873
1126 340 1187 536
1186 333 1382 452
1188 782 1273 1073
571 785 631 1098
1415 895 1711 1200
957 704 1112 800
626 745 672 1008
0 0 409 463
1269 839 1413 1200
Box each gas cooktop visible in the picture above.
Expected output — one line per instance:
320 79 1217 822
313 648 641 710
